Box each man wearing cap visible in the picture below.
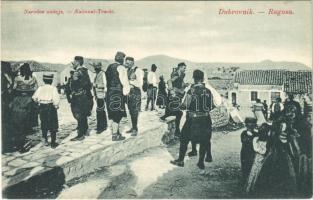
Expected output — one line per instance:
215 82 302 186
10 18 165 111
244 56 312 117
146 64 158 111
105 51 130 141
125 57 144 136
32 74 60 148
70 56 93 141
171 69 213 170
92 62 108 134
160 62 187 137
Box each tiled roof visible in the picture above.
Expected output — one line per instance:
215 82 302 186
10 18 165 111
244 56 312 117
234 70 312 94
208 79 234 90
284 71 312 94
234 70 285 85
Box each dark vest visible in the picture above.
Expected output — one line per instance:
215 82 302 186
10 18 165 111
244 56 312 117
171 71 185 89
128 66 137 81
187 83 212 113
106 63 122 90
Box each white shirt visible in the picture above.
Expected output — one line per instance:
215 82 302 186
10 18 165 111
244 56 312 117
147 71 158 87
117 65 130 95
130 67 144 89
32 84 60 106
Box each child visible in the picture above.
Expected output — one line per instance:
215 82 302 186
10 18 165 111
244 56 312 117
32 74 60 148
241 117 258 182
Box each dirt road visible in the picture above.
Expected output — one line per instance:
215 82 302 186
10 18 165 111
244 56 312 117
57 128 244 199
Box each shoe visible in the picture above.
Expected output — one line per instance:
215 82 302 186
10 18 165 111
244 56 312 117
197 162 205 170
131 129 138 136
18 148 28 154
85 132 90 136
126 128 134 134
145 107 148 111
70 136 85 141
160 116 166 121
96 128 107 134
112 134 126 141
188 151 197 157
170 159 184 167
205 156 213 163
51 143 59 149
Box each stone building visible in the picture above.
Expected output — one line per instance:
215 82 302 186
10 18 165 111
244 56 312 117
228 70 312 109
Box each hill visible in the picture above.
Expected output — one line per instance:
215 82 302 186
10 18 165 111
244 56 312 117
4 55 310 83
135 55 311 82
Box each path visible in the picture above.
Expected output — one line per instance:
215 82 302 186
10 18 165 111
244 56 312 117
57 128 244 199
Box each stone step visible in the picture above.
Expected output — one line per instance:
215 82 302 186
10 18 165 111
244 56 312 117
2 115 175 199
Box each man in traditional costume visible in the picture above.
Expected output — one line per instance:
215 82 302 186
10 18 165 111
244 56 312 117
125 57 144 136
105 51 130 141
170 70 213 170
92 62 108 134
70 56 93 141
160 62 187 137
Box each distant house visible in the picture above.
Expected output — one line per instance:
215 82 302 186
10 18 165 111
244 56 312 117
228 70 312 108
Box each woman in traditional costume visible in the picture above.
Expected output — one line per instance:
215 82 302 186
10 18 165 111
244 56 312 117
10 63 38 152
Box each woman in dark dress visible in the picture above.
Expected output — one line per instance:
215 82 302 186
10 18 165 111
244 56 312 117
156 75 167 109
10 63 38 152
245 107 299 198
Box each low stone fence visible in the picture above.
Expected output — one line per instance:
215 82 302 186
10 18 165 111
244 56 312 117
2 112 169 198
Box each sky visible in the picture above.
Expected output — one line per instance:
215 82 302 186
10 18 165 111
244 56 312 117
1 1 312 66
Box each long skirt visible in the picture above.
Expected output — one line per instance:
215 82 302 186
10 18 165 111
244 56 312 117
246 147 297 198
10 95 33 148
254 111 266 126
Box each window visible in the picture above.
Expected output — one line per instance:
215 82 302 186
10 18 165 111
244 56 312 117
251 91 258 101
271 92 280 103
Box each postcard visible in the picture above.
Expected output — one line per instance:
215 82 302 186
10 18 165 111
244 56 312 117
1 1 312 199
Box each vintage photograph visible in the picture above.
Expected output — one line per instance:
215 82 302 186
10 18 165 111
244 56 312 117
1 1 312 199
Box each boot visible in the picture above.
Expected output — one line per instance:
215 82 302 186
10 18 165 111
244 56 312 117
51 142 59 149
188 151 197 157
112 133 125 141
131 129 138 136
197 162 205 170
205 156 213 162
170 159 184 167
126 128 134 134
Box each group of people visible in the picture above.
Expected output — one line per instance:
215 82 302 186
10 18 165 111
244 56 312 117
1 52 216 174
241 94 312 197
